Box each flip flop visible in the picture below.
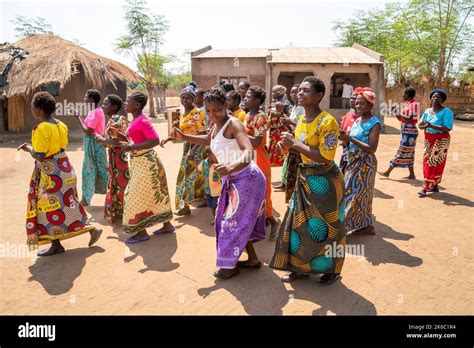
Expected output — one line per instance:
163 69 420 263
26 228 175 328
317 274 341 286
236 260 262 269
153 226 176 235
125 233 150 244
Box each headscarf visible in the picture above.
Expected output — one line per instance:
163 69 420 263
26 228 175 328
179 84 196 100
429 89 447 102
354 87 376 105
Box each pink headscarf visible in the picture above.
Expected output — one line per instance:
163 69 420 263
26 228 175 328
354 87 376 105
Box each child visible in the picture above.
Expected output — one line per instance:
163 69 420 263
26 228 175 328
195 88 210 128
197 148 222 225
267 101 291 167
226 90 246 123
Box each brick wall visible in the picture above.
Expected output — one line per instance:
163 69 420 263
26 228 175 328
193 75 218 89
386 84 474 115
249 75 266 89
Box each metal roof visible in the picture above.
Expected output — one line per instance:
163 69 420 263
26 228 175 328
192 46 383 64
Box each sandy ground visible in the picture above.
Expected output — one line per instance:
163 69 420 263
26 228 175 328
0 116 473 315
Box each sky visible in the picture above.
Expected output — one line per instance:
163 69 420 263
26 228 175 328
1 0 403 72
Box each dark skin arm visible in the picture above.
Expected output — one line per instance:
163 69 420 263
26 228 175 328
419 122 451 132
339 123 380 154
171 127 211 146
19 144 46 161
74 116 95 136
95 135 120 146
280 132 331 164
121 138 160 152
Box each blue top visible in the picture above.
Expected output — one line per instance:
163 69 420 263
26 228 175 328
419 107 454 134
348 116 381 152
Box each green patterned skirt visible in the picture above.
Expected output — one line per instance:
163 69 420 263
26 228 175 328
270 162 346 275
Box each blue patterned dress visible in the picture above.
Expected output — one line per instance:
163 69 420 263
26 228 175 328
344 116 380 231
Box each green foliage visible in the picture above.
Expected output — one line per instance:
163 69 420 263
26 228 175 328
334 0 473 86
11 15 53 38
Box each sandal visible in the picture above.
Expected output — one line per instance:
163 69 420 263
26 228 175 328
418 190 427 198
317 273 341 286
175 206 191 216
281 272 309 283
125 233 150 244
38 245 65 257
88 227 103 247
213 268 240 280
153 226 175 235
236 260 262 269
352 226 375 236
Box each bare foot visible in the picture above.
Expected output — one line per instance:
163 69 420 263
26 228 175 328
377 171 390 178
403 175 416 180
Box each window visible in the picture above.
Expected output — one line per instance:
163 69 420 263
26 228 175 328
40 82 60 96
219 76 248 89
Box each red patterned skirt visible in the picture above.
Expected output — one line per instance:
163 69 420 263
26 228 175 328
423 132 450 191
26 152 93 250
105 146 129 223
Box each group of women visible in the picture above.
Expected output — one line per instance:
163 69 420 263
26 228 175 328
21 78 453 285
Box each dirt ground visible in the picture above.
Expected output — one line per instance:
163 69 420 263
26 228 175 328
0 116 472 315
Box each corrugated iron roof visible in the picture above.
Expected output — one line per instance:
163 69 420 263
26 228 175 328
193 48 269 58
192 47 383 64
271 47 382 64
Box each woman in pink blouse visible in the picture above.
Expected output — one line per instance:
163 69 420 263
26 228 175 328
117 92 174 244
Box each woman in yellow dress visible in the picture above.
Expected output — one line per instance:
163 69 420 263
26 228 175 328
20 92 102 256
174 85 207 215
270 77 345 285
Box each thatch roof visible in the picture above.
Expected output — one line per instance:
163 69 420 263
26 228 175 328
0 34 139 97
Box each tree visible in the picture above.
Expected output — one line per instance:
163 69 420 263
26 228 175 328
11 15 53 38
334 0 473 87
115 0 169 117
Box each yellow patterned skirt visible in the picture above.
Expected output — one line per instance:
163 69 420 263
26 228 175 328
123 149 173 234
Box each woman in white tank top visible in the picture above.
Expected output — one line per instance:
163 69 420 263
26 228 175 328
169 87 267 280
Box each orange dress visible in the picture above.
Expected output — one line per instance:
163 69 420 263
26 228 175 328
244 111 273 218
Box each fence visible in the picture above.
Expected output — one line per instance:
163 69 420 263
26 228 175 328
385 84 474 116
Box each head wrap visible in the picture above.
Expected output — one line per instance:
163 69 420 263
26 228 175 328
354 87 376 105
179 84 196 100
429 89 447 102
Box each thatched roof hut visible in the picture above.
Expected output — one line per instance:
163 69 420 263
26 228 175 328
0 34 139 132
